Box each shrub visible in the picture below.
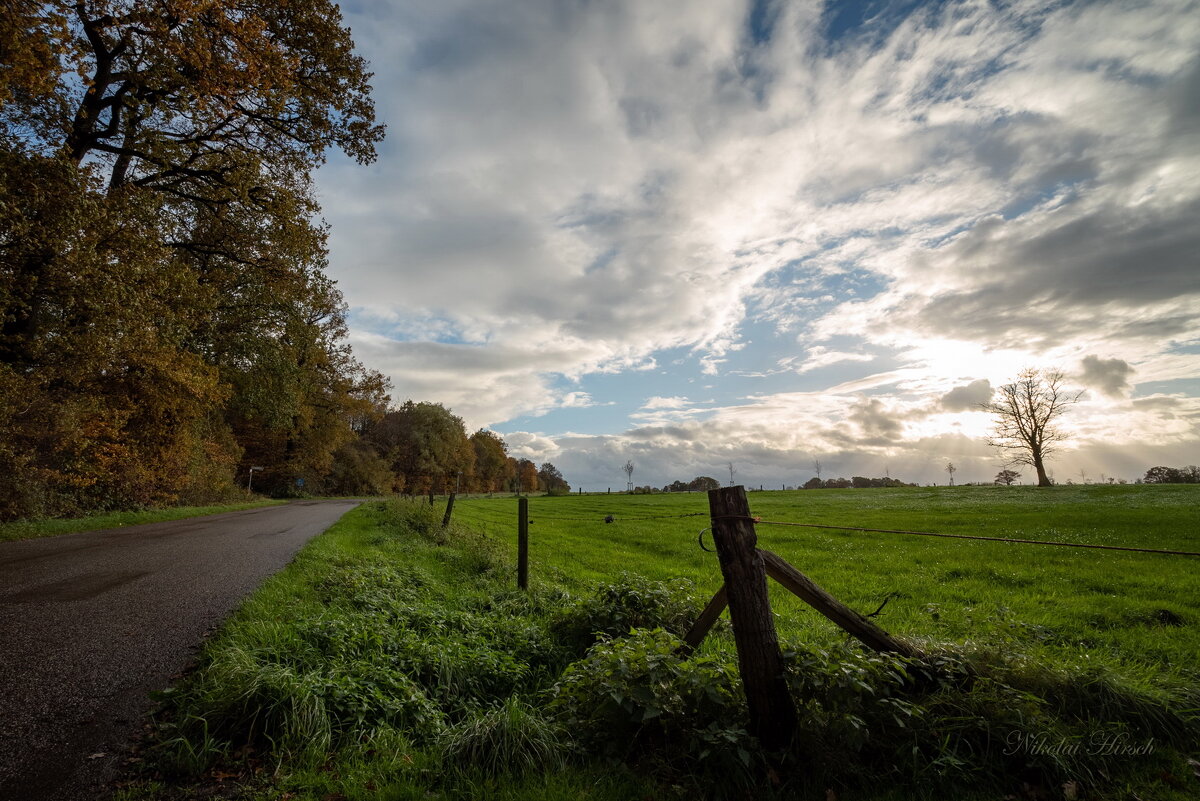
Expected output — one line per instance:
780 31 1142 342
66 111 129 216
549 573 701 656
549 628 754 794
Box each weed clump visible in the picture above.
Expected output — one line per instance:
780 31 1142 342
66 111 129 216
550 572 702 656
439 695 568 779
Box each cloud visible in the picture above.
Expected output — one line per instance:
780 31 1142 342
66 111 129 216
1078 356 1135 398
941 379 993 412
641 396 692 410
795 346 875 373
313 0 1200 484
848 397 904 442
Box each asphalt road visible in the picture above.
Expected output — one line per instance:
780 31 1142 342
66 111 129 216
0 500 361 801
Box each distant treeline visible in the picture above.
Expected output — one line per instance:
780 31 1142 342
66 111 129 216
1141 466 1200 484
804 476 916 489
335 400 569 497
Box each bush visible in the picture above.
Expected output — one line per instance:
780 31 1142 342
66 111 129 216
549 573 701 656
549 628 754 794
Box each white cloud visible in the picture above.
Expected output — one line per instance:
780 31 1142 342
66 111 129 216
314 0 1200 484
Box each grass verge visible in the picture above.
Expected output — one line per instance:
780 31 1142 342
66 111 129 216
115 496 1200 801
0 499 287 543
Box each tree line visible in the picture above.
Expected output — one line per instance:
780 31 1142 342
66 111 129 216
337 401 570 497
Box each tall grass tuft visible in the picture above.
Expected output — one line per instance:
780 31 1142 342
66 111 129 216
439 695 568 779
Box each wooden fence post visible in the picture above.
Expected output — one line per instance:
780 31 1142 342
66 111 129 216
708 486 796 751
517 496 529 589
441 492 456 528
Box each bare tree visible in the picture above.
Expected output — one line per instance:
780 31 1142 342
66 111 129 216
622 460 634 493
945 461 956 486
728 461 736 487
811 457 822 481
981 368 1081 487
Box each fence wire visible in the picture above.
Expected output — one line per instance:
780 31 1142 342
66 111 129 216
713 516 1200 558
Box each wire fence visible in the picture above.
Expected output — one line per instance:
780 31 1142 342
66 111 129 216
452 498 1200 558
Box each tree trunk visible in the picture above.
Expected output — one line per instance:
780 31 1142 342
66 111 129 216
1033 450 1051 486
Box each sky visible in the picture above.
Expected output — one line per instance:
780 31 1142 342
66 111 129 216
314 0 1200 490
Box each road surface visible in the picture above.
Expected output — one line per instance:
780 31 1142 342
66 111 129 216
0 500 361 801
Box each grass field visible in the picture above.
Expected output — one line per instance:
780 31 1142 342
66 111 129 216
452 485 1200 687
118 485 1200 801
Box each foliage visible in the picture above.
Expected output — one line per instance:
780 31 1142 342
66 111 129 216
549 629 754 791
0 1 390 518
550 573 701 656
995 468 1022 485
1142 465 1200 484
663 476 722 492
805 475 914 489
537 462 570 494
470 429 509 492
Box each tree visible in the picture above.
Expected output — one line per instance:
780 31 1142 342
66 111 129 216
538 462 569 493
981 368 1081 487
811 457 822 481
945 462 956 486
688 476 720 492
368 401 473 495
994 469 1021 486
0 2 386 517
517 459 538 494
469 429 508 493
622 460 634 492
1142 466 1199 484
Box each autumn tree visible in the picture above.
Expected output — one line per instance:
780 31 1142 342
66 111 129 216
469 429 508 493
367 402 473 495
538 462 570 494
981 368 1081 488
0 1 386 516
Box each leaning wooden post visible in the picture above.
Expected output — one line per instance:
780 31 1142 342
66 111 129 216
759 549 919 657
517 496 529 589
680 585 728 654
708 486 797 751
441 492 456 528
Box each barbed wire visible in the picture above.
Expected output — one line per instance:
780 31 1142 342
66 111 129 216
528 512 708 522
708 516 1200 558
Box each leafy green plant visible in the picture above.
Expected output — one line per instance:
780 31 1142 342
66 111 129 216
550 573 701 655
549 628 755 794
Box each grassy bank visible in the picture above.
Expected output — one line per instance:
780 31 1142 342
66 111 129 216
116 491 1199 801
0 499 287 543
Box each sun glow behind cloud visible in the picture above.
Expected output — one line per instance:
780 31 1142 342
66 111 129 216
321 0 1200 488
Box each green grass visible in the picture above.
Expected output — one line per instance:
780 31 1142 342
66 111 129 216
0 499 287 542
454 485 1200 686
116 487 1200 801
